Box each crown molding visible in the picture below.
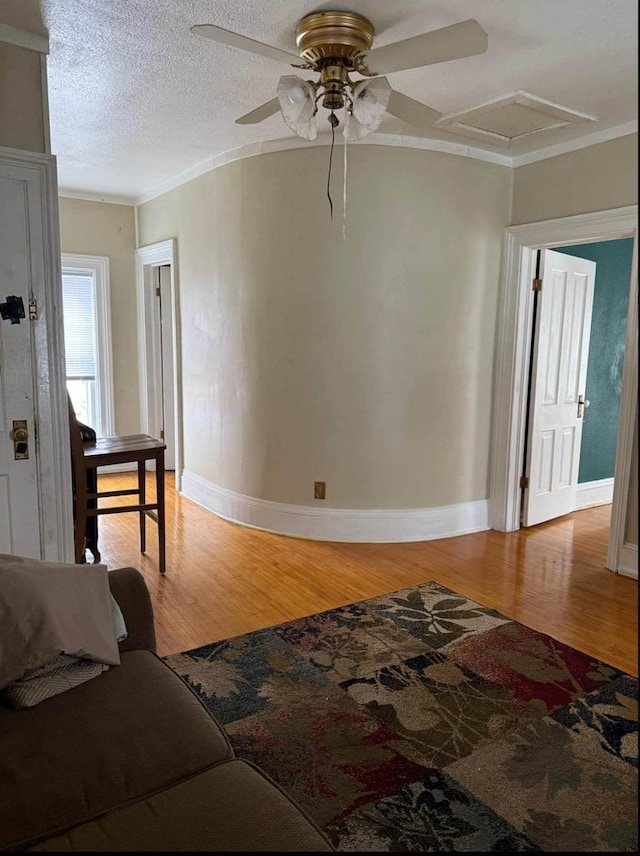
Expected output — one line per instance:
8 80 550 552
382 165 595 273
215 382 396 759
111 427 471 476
0 23 48 54
58 188 137 207
359 133 512 166
511 121 638 167
57 120 638 208
136 134 513 205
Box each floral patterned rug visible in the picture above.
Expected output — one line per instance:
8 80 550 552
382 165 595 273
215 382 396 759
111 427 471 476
164 581 638 852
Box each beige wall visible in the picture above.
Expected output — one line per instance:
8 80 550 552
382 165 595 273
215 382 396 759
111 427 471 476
0 42 46 152
511 134 638 225
138 145 511 509
58 198 140 435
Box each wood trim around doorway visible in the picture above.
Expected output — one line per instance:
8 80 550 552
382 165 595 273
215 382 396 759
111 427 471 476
489 205 638 574
135 238 182 492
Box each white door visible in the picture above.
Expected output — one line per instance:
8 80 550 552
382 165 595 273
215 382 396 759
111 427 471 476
522 249 596 526
0 169 44 556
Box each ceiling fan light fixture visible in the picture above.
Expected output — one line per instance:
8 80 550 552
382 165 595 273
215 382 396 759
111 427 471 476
277 75 318 140
345 77 391 141
287 84 308 105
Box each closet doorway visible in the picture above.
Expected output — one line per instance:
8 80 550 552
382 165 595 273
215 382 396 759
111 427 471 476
136 239 182 490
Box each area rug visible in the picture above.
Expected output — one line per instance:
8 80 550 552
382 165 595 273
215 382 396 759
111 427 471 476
164 581 638 852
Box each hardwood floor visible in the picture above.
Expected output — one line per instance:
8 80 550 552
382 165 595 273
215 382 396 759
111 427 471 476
94 472 638 675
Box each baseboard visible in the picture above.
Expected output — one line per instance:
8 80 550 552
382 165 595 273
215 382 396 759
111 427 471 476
575 477 614 509
181 470 489 543
617 543 638 579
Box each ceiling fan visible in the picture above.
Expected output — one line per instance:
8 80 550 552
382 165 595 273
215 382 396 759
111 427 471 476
191 10 488 141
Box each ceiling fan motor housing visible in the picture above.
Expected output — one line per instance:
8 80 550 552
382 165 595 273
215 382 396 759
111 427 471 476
295 11 374 67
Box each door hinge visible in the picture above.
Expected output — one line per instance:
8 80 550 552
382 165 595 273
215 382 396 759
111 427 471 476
520 475 529 489
155 286 161 297
532 278 542 292
160 429 164 439
28 298 38 320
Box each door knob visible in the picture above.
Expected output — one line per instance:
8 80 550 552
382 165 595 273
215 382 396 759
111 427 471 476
10 420 29 459
10 426 28 442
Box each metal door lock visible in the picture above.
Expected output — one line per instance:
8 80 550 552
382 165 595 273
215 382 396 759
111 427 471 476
577 394 590 419
10 420 29 459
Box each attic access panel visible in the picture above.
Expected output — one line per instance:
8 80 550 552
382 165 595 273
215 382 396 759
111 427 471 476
436 91 597 147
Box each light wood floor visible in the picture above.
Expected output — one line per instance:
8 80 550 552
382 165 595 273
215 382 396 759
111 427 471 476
94 473 638 675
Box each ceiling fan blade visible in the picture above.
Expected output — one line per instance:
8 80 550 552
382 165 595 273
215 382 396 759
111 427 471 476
236 98 281 125
191 24 300 66
366 19 488 75
386 89 441 128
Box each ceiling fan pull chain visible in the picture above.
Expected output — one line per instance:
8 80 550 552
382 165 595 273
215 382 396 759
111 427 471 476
326 116 336 220
342 104 348 241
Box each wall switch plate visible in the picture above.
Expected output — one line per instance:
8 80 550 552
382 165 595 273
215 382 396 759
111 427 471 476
314 481 326 500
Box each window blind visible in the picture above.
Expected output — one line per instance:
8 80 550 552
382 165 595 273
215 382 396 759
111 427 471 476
62 273 97 379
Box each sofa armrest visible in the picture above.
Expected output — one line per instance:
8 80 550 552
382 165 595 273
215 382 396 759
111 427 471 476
108 567 157 653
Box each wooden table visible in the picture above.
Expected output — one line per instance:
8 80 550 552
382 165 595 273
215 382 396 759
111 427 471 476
81 434 167 574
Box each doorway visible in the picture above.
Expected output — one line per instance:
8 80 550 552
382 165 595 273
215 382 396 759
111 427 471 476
521 239 633 528
136 239 182 491
489 205 638 577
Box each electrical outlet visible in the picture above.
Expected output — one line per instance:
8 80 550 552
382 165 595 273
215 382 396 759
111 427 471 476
314 481 326 500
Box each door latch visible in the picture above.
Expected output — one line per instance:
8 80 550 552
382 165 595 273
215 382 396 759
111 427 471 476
577 394 590 419
10 420 29 459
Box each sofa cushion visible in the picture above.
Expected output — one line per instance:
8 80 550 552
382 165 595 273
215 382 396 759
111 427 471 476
0 650 233 852
29 759 332 852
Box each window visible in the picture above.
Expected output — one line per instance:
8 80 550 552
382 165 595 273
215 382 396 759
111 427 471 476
61 254 114 437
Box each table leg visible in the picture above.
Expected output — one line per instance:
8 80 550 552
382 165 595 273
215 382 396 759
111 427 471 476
156 449 166 574
138 459 146 553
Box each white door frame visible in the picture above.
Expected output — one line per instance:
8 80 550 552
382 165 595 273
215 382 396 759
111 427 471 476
489 205 637 573
0 146 74 562
135 238 182 491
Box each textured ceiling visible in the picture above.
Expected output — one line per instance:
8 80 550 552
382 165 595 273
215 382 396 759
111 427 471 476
19 0 639 200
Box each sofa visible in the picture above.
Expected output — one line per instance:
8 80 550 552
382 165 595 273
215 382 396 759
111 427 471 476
0 567 332 852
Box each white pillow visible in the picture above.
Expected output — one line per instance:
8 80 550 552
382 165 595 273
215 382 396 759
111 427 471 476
0 554 120 691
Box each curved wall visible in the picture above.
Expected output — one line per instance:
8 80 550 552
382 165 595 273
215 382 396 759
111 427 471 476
137 144 511 515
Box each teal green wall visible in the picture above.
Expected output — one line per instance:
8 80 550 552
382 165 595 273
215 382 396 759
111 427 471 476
556 238 633 483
